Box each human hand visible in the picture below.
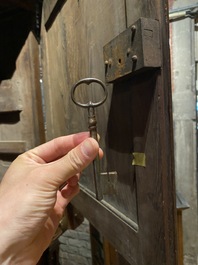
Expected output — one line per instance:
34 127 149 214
0 132 101 264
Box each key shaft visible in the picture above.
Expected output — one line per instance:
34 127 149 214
88 106 103 200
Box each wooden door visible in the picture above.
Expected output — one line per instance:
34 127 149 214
0 4 45 180
41 1 177 264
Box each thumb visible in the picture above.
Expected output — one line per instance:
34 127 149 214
46 138 99 188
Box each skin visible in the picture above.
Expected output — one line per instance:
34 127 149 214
0 132 101 265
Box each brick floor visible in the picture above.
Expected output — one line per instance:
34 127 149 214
58 219 92 265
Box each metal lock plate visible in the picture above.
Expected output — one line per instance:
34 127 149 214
103 17 161 83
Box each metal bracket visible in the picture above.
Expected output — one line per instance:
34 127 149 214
100 171 118 196
103 17 161 83
132 152 146 167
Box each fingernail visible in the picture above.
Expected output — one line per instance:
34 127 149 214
97 133 100 141
81 139 95 157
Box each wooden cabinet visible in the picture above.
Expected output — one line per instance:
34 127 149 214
0 1 177 264
0 4 44 179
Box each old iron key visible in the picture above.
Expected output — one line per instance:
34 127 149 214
71 78 107 201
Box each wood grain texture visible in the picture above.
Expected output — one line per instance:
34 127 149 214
0 32 44 149
0 80 22 112
0 141 26 154
0 27 45 179
41 0 177 264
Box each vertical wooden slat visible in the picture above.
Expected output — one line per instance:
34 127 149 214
177 210 184 265
90 224 104 265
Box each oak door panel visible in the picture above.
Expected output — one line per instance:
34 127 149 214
41 0 177 264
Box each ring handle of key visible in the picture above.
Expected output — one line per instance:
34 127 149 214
71 78 108 201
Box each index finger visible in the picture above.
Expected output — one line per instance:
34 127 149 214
31 132 89 163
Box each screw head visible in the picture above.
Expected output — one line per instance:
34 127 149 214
132 55 137 62
131 25 136 32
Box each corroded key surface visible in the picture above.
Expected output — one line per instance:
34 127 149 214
71 78 107 200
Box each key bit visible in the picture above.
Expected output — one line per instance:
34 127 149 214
71 77 107 201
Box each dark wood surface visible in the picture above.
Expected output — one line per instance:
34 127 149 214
41 0 177 264
0 0 36 11
0 10 45 180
